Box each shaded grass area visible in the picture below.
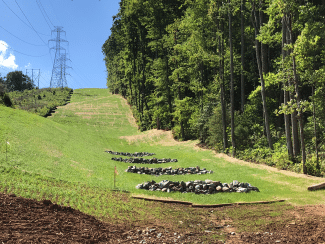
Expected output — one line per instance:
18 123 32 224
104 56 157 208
1 88 325 210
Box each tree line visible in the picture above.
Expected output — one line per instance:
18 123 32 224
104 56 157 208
0 71 35 92
102 0 325 175
0 71 35 106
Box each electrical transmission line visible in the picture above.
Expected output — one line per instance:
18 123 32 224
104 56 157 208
26 69 40 88
36 0 54 30
14 0 49 44
49 26 70 88
1 0 49 36
0 25 47 46
0 41 48 57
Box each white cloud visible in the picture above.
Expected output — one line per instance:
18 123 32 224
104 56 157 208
0 40 18 70
24 62 31 69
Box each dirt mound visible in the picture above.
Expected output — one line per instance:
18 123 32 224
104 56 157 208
119 129 198 147
0 193 123 243
2 191 325 243
0 192 211 243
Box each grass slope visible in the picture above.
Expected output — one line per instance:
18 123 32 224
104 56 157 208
1 88 325 210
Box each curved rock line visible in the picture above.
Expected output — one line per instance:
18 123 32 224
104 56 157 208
136 179 259 194
111 157 178 164
126 165 213 175
105 150 155 157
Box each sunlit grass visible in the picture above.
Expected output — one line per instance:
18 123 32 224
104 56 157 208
1 87 325 226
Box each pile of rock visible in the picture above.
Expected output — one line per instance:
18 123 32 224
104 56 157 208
136 179 259 194
126 166 212 175
105 151 155 157
111 157 178 164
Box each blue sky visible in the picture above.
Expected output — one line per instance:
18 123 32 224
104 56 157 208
0 0 120 89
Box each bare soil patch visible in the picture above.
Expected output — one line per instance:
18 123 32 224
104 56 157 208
199 203 325 244
237 204 325 243
0 192 221 243
120 129 187 147
2 190 325 243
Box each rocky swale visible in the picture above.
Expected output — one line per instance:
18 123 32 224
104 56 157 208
136 179 259 194
126 165 212 175
111 157 178 164
105 150 155 157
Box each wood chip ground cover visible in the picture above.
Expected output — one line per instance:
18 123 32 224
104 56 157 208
2 192 325 243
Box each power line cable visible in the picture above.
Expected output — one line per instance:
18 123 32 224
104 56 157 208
0 48 17 73
70 68 92 88
1 0 50 36
0 66 11 72
47 0 62 27
14 0 49 46
49 50 55 67
37 0 54 28
36 0 52 31
0 25 47 47
69 68 90 89
26 69 42 88
0 42 49 57
70 60 94 87
37 73 48 88
67 76 79 89
39 73 50 88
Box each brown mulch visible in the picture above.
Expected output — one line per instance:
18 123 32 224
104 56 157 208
0 192 121 243
224 204 325 244
2 192 325 243
240 220 325 244
0 193 215 244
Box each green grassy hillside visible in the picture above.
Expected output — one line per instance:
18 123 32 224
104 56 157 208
1 88 325 212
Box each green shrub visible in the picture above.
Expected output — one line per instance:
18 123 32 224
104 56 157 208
173 97 197 140
206 105 227 151
152 105 172 130
172 124 182 140
272 150 293 170
2 93 12 107
305 155 321 176
197 102 216 144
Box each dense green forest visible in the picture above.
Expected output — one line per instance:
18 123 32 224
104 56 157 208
102 0 325 176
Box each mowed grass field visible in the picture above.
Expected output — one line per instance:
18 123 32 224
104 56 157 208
1 88 325 223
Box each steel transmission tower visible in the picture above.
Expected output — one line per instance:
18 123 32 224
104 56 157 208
26 69 40 88
49 27 70 88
